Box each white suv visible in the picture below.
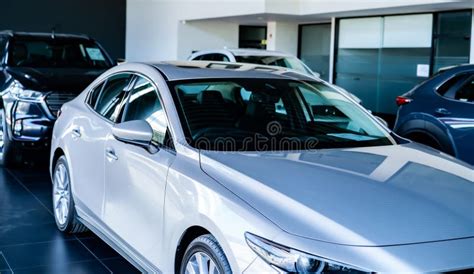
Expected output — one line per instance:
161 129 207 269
188 48 316 76
188 48 362 104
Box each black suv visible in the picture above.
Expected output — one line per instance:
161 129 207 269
0 31 114 166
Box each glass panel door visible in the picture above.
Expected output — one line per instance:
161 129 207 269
299 24 331 81
336 17 383 112
336 14 432 115
433 10 472 73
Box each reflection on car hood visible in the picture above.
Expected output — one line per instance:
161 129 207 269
6 67 106 92
200 143 474 246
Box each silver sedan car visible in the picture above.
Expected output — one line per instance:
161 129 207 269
50 61 473 273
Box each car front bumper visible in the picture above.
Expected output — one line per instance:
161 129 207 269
3 98 55 149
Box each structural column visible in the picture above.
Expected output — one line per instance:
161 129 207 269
329 17 336 84
266 21 298 56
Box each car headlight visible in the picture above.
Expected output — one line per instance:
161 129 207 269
9 81 45 102
245 233 370 273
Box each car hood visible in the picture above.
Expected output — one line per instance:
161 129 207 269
200 143 474 246
6 66 106 93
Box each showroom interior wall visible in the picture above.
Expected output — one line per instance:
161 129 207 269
177 21 240 59
126 0 267 61
125 0 473 60
125 0 473 118
1 0 126 59
297 0 473 15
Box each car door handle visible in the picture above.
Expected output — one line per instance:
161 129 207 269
105 147 118 161
71 128 81 138
435 108 451 116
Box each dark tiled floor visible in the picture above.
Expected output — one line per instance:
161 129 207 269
0 164 140 273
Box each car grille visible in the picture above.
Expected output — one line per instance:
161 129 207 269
45 92 78 117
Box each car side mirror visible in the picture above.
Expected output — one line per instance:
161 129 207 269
112 120 154 149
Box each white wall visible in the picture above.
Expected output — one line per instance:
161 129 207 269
126 0 264 61
265 0 300 14
266 21 299 56
177 21 239 59
126 0 179 61
126 0 474 62
297 0 471 15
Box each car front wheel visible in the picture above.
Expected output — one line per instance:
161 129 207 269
53 156 87 233
180 234 231 274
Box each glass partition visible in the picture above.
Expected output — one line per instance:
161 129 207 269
433 11 472 73
336 14 433 115
299 24 331 81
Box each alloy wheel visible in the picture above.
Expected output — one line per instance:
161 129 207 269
185 252 220 274
53 163 70 226
0 111 4 149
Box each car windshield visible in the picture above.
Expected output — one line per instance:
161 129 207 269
171 78 395 151
8 37 111 69
234 55 312 75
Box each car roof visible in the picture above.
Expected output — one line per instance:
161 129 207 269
0 30 91 40
440 64 474 74
151 61 314 81
226 48 293 57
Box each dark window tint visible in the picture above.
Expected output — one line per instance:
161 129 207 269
8 37 111 69
196 54 229 62
95 74 132 121
455 76 474 102
436 74 469 96
0 36 6 62
433 11 472 72
123 76 169 146
87 82 105 108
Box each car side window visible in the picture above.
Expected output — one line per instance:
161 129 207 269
455 75 474 102
94 73 132 121
437 73 469 97
196 53 229 62
218 54 230 62
122 76 170 147
87 81 105 108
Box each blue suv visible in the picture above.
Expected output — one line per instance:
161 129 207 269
394 64 474 165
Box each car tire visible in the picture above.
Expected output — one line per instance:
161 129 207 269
1 108 23 168
52 156 88 234
180 234 231 274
